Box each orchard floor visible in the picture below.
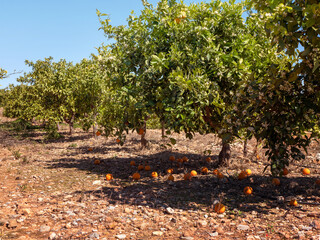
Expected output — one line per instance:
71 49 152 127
0 115 320 239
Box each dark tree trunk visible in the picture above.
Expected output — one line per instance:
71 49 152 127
218 142 231 166
69 122 74 135
161 120 165 139
141 118 148 148
243 139 248 157
57 122 60 131
93 123 98 139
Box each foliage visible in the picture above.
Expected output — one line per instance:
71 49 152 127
239 0 320 174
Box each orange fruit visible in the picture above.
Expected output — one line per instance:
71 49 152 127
243 186 253 195
177 158 183 163
175 18 181 24
182 156 188 162
214 203 225 214
144 165 151 171
315 179 320 185
206 157 211 163
238 171 247 180
245 169 252 176
213 169 220 176
190 170 197 177
272 178 281 186
151 172 158 178
88 147 93 151
167 168 174 174
169 156 175 162
130 160 136 166
138 165 144 171
256 154 260 160
184 173 192 181
138 128 144 135
217 172 224 179
168 174 174 181
106 174 113 181
94 159 100 165
282 168 289 176
96 131 101 136
289 199 298 206
302 168 310 175
116 138 121 143
201 167 209 174
132 172 140 180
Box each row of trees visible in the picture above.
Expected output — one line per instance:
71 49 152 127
1 0 319 175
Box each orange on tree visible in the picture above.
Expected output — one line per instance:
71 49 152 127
88 147 93 152
289 199 298 206
182 156 188 162
168 174 174 181
214 203 226 214
138 165 144 171
190 170 197 177
302 168 310 175
132 172 141 180
243 186 253 195
151 172 158 178
169 156 175 162
177 158 183 163
272 178 281 186
96 131 101 136
116 138 121 143
206 157 211 163
138 128 144 135
106 174 113 181
201 167 209 174
94 159 101 165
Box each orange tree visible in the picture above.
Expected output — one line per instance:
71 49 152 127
98 0 287 161
234 0 320 175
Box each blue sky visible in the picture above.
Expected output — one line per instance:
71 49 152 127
0 0 238 89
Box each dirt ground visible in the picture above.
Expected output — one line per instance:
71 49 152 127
0 111 320 240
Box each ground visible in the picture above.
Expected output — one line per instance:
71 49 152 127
0 111 319 240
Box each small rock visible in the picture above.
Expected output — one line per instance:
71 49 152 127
93 180 102 185
89 232 100 239
166 207 175 214
39 225 50 232
152 231 164 236
209 232 219 237
115 234 126 239
216 227 224 234
171 218 177 223
197 220 207 227
276 196 285 203
49 232 57 240
124 208 131 214
7 219 17 229
237 224 250 231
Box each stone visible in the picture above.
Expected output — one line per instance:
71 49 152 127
89 232 100 239
39 225 51 232
93 180 102 185
180 237 194 240
7 219 17 229
166 207 175 214
21 208 32 215
115 234 126 239
152 231 164 236
216 227 224 234
197 220 207 227
209 232 219 237
49 232 57 240
237 224 250 231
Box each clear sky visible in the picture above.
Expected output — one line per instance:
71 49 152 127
0 0 238 89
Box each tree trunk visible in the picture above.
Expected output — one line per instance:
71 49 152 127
69 122 74 135
141 118 148 148
161 120 165 139
93 123 98 139
218 142 231 166
57 122 60 131
243 139 247 157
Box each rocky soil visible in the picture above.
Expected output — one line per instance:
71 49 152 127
0 112 320 240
